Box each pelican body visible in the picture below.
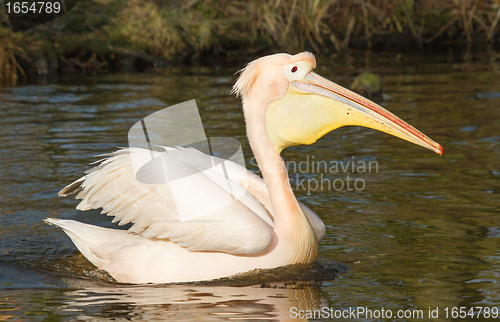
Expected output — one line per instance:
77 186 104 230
46 53 442 284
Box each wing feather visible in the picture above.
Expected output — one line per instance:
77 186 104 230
61 147 274 255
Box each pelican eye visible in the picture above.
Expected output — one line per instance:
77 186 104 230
283 61 311 81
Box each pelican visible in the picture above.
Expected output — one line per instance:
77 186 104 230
45 52 442 284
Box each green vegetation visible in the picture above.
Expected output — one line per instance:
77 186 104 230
1 0 500 83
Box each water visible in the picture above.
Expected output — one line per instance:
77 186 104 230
0 53 499 321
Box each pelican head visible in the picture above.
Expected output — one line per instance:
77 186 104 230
232 52 442 156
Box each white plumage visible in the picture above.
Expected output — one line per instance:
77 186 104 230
46 146 325 283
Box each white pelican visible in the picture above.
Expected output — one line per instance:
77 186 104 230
45 52 442 284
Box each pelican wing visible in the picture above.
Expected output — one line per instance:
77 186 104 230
60 147 274 255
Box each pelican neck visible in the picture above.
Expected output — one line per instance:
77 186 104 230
243 98 307 235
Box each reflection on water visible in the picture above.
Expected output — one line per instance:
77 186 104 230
1 54 500 320
65 285 321 321
1 267 324 321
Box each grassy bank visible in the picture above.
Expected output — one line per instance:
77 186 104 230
1 0 500 83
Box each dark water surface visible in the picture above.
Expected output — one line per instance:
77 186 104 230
1 54 499 321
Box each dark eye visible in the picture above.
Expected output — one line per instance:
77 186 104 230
291 66 298 73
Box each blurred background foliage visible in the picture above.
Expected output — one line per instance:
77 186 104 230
1 0 500 83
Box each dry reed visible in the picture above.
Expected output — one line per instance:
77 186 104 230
0 0 499 82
